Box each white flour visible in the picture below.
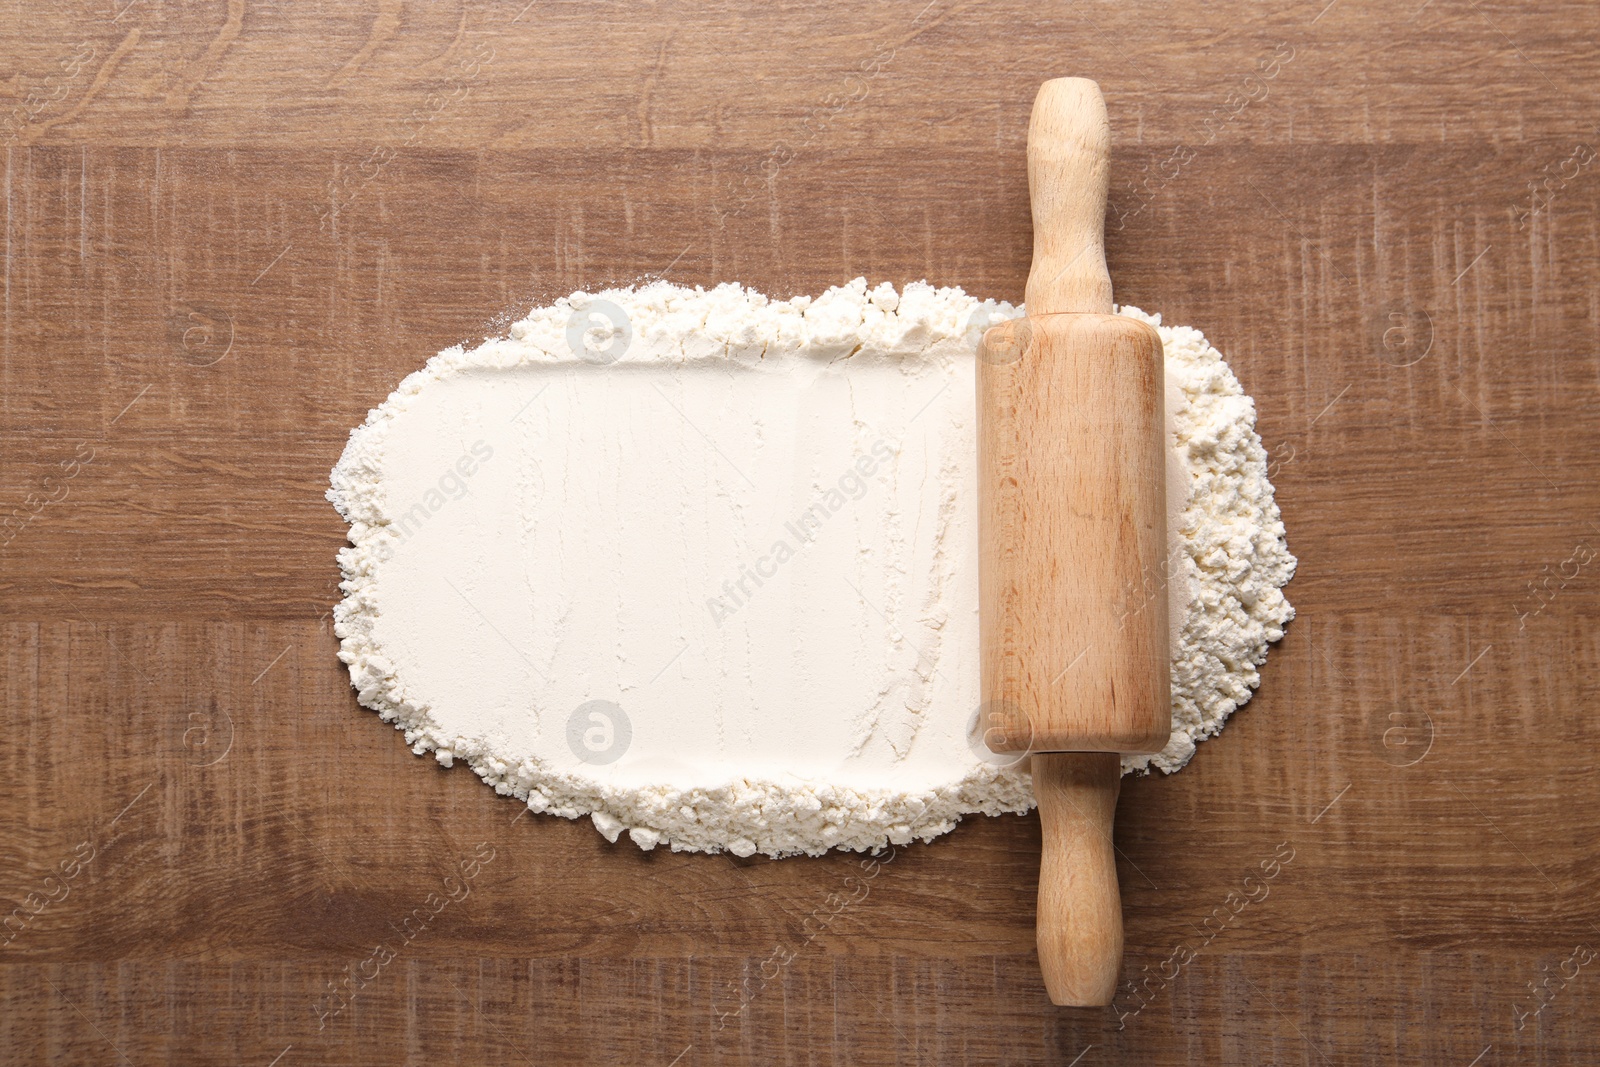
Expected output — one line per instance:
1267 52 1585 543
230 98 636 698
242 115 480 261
329 279 1294 857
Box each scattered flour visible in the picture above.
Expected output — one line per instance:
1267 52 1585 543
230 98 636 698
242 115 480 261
328 278 1295 857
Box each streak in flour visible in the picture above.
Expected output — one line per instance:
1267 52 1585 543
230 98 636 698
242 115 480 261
706 438 897 626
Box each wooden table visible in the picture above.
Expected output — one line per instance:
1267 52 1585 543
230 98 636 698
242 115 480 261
3 2 1596 1063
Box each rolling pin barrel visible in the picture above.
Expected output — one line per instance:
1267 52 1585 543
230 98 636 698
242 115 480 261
977 78 1171 1007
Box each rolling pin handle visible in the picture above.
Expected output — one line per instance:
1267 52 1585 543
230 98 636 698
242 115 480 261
1034 752 1124 1006
1025 78 1114 318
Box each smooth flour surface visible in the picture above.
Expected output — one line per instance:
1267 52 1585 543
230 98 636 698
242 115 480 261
329 279 1295 857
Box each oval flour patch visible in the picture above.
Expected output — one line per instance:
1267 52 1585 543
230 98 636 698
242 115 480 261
328 278 1295 857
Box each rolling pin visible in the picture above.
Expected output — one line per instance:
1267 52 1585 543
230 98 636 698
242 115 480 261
977 78 1171 1007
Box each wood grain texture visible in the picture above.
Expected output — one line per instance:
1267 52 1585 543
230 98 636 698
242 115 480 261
2 1 1598 1064
979 315 1169 754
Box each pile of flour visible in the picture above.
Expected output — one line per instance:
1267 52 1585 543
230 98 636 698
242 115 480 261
329 278 1294 857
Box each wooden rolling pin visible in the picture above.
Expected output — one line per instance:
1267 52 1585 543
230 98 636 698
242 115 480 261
976 78 1171 1007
